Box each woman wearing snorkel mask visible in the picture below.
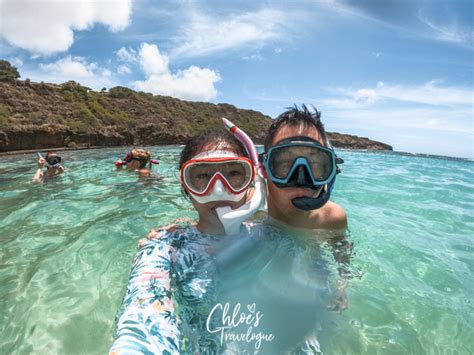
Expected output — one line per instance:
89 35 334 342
110 131 265 354
115 148 159 177
32 152 65 183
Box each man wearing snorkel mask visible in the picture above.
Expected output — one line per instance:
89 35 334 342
32 152 65 183
262 105 347 230
261 105 350 314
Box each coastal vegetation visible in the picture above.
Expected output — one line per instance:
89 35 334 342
0 60 392 152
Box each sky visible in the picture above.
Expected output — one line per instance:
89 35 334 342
0 0 472 158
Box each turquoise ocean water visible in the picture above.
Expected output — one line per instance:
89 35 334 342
0 147 473 354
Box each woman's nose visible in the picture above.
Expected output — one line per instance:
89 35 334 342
212 179 225 195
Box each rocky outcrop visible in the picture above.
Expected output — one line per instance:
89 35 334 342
328 132 392 150
0 79 392 153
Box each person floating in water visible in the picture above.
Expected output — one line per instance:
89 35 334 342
262 105 347 230
110 131 265 354
115 148 159 177
32 151 65 183
261 105 352 313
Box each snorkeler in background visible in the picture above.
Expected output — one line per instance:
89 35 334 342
32 152 65 183
115 148 159 177
110 131 264 354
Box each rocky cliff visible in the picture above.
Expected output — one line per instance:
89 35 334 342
0 79 392 153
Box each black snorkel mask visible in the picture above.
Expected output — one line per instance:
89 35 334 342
45 155 62 169
262 136 344 211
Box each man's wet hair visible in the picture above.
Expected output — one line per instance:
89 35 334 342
179 131 249 169
264 104 329 150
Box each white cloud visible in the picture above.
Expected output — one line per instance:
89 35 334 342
317 81 473 157
242 53 264 61
318 0 473 48
37 56 115 89
41 57 91 78
324 106 473 158
418 13 472 46
171 7 292 58
324 80 473 108
139 43 169 76
116 47 138 63
133 43 220 101
0 0 132 55
252 80 473 157
117 65 131 75
135 66 221 101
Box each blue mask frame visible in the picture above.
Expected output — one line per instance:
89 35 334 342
261 136 343 211
263 139 337 187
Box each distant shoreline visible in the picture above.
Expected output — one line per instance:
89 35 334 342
1 144 470 162
0 144 183 156
1 79 392 153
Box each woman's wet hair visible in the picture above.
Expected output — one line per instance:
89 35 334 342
179 131 249 169
264 104 329 150
130 148 152 168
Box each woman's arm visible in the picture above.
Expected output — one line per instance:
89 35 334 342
110 230 181 354
32 158 45 183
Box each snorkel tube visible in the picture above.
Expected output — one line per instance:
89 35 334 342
216 118 266 235
291 179 335 210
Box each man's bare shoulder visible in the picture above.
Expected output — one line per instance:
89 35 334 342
310 201 347 230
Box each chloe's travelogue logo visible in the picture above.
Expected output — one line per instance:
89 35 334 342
206 302 274 351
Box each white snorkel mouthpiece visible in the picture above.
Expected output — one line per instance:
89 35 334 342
216 175 266 235
217 118 267 235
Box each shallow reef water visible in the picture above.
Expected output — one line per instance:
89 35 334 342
0 147 473 354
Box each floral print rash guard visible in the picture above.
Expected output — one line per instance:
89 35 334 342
110 223 331 354
110 224 241 354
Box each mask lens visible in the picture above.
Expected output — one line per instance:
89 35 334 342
269 145 333 182
268 148 294 179
220 162 250 190
185 163 214 193
307 149 333 181
183 160 252 194
47 156 61 165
